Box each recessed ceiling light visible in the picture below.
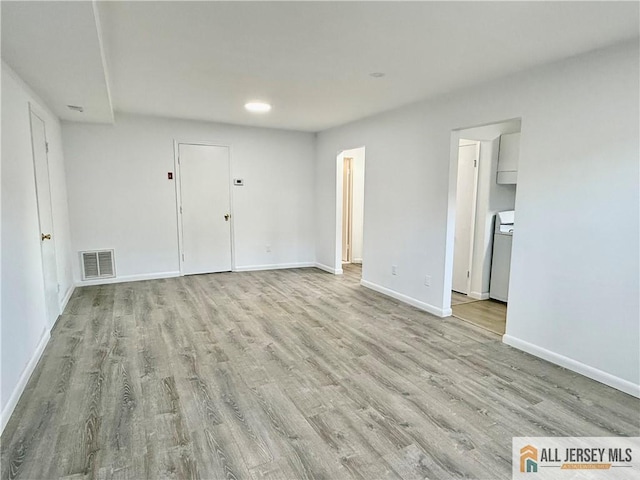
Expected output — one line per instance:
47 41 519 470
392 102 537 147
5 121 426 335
67 104 84 112
245 101 272 113
369 72 385 78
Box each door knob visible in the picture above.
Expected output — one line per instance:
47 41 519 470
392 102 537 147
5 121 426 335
224 214 230 221
41 233 51 241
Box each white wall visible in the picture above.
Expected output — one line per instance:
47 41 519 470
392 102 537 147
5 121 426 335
62 113 316 282
315 41 639 395
1 62 74 430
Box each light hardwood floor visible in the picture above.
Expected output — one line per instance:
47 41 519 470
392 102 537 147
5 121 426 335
2 265 638 479
450 292 477 306
452 299 507 336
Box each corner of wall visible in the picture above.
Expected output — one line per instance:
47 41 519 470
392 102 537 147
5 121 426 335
361 278 450 318
1 64 74 431
503 334 640 398
0 329 50 434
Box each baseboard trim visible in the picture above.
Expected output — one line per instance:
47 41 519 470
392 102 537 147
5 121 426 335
360 279 449 318
314 263 343 275
469 291 490 300
234 262 315 272
76 271 181 287
60 285 75 313
1 329 50 434
503 334 640 398
352 258 363 264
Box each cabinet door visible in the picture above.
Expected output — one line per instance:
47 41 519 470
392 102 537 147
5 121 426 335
498 132 520 172
497 132 520 184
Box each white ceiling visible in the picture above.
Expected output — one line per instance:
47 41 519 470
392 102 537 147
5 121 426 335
2 1 639 131
1 1 113 123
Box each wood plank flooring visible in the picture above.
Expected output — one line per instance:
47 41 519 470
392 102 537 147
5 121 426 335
2 264 639 479
450 292 477 306
452 300 507 336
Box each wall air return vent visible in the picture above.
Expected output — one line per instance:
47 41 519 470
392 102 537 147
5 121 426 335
80 250 115 280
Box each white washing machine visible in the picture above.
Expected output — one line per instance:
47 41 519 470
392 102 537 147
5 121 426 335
490 211 514 302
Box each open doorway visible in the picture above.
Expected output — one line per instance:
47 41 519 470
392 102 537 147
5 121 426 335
447 119 521 335
337 147 365 280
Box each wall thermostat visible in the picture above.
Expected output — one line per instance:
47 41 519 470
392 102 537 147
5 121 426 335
233 178 244 186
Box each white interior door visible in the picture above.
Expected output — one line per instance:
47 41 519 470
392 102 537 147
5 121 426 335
30 109 59 327
452 142 479 294
178 144 232 274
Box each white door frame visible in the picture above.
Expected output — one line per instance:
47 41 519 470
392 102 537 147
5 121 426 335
335 146 366 274
444 119 521 321
28 103 60 327
342 157 354 263
173 140 236 275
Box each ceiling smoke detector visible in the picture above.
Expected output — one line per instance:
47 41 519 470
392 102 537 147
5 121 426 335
369 72 385 78
67 105 84 113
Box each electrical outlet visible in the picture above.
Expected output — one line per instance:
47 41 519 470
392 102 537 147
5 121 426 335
424 275 431 287
392 265 398 275
266 245 271 253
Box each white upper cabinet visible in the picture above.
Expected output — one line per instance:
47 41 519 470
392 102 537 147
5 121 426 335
497 132 520 184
